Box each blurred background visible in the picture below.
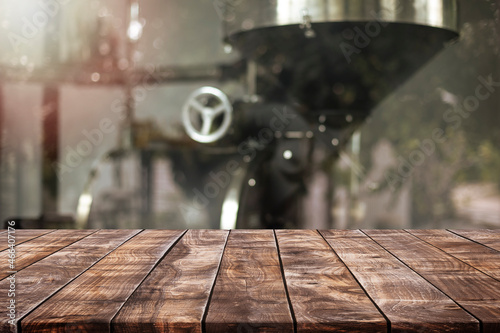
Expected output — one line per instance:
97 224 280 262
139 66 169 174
0 0 498 230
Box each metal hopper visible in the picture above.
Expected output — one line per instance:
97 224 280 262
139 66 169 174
224 0 459 130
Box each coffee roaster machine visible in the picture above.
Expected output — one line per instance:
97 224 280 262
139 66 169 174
76 0 461 230
2 0 460 229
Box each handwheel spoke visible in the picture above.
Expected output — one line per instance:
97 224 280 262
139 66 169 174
201 114 213 135
213 103 226 115
190 99 205 112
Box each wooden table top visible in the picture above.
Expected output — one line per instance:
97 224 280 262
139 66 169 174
1 229 499 333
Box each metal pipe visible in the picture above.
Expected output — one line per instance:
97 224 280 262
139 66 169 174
41 4 61 217
41 86 60 214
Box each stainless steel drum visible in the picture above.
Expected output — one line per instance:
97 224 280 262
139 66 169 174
223 0 460 121
225 0 458 36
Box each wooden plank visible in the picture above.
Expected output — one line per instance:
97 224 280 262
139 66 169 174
366 229 500 333
21 230 185 333
0 229 55 252
0 230 95 280
321 230 479 333
0 230 140 332
408 230 500 281
113 229 228 332
275 230 386 332
205 230 294 332
450 229 500 252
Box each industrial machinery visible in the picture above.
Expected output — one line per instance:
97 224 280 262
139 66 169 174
0 0 463 229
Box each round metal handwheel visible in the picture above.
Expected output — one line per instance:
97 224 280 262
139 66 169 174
182 87 233 143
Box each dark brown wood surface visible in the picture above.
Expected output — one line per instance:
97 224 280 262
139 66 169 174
450 229 500 252
0 229 54 252
275 230 386 332
366 229 500 333
22 230 185 332
0 230 95 281
205 230 294 332
321 230 479 333
408 229 500 281
0 230 140 332
113 229 228 332
1 229 499 333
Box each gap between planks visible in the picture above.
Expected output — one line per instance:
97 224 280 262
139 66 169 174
0 230 142 332
365 229 500 333
7 229 500 333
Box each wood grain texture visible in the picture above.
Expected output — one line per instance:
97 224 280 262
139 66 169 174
21 230 185 333
0 229 140 333
0 229 54 252
275 230 386 332
0 230 95 280
2 229 498 332
450 229 500 252
407 229 500 281
113 229 228 333
366 229 500 333
205 230 294 332
321 230 479 333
